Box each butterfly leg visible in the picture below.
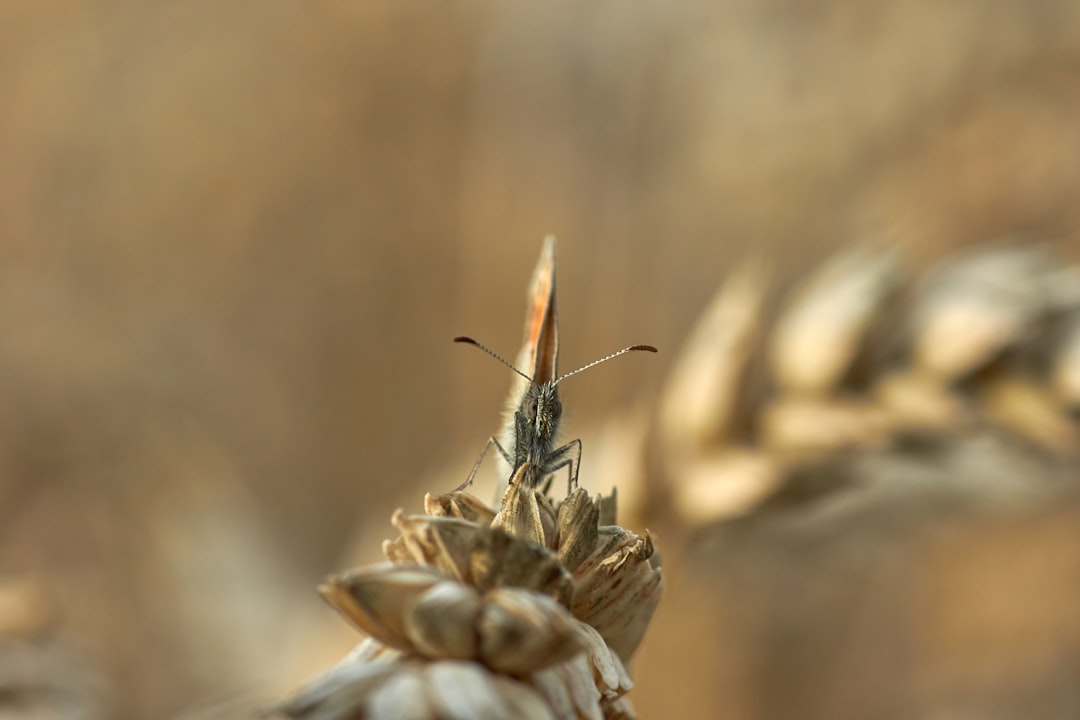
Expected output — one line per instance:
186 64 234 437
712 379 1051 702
542 438 582 496
456 436 512 492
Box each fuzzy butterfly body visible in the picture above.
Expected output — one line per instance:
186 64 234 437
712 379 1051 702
457 236 655 497
501 237 572 491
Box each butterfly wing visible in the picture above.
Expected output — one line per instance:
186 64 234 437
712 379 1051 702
500 236 560 474
524 235 560 384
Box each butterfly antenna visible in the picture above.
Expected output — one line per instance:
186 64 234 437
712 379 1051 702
555 345 657 385
454 337 533 383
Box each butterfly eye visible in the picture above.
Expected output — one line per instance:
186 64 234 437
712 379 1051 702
524 395 539 420
551 397 562 419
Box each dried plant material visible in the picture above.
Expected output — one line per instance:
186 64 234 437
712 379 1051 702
570 527 662 662
760 397 893 456
1054 314 1080 408
274 463 662 719
555 488 600 574
391 512 481 583
912 247 1052 380
576 622 633 700
424 491 497 525
875 370 970 431
981 378 1079 453
477 588 585 675
653 244 1080 529
533 655 602 720
602 696 638 720
658 261 767 454
276 661 400 719
364 669 434 719
596 491 618 528
491 470 558 548
320 566 450 650
425 662 547 720
469 526 573 607
671 450 784 524
770 247 901 395
403 582 483 660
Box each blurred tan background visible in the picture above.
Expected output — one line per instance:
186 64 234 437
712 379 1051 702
1 2 1079 718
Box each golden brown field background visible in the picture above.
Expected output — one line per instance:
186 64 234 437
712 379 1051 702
2 3 1079 718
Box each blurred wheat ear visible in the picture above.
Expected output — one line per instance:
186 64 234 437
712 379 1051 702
644 243 1079 528
608 242 1080 720
271 463 662 720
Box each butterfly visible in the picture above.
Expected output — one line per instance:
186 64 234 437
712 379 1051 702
456 235 656 495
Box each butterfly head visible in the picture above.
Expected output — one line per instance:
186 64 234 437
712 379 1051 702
522 379 562 440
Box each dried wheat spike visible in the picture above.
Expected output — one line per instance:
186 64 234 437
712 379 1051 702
271 463 662 720
654 244 1080 527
